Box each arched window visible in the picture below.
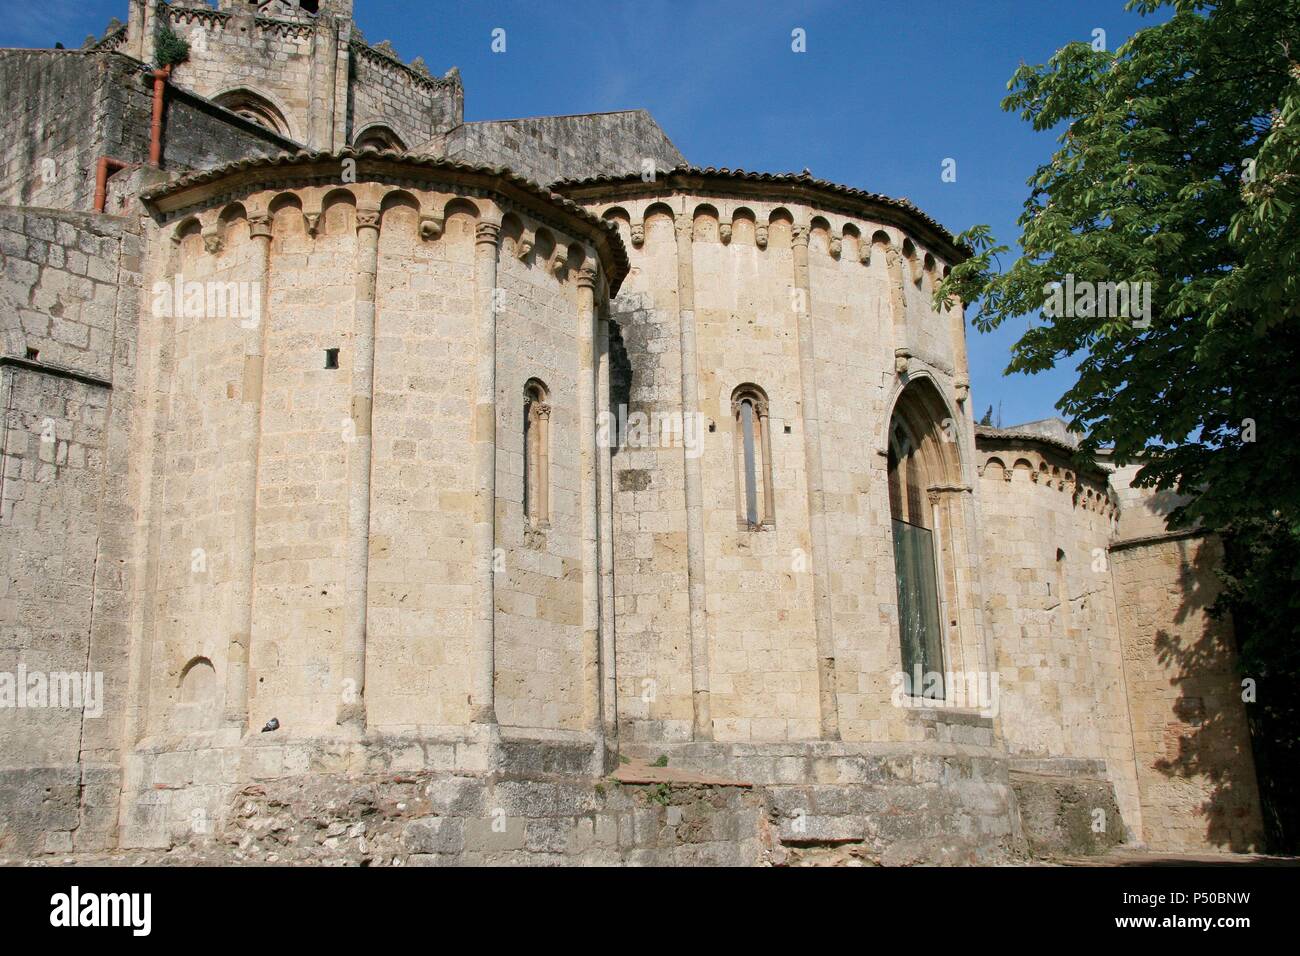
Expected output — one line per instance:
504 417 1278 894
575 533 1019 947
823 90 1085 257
213 89 291 138
732 384 774 528
887 385 958 694
524 379 550 526
354 125 406 151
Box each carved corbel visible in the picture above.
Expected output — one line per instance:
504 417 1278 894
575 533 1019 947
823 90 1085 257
419 215 444 240
303 210 322 235
630 223 644 247
201 224 223 253
829 236 842 259
719 221 733 244
516 228 534 260
755 224 769 249
954 376 970 404
550 248 568 275
894 347 912 376
858 241 872 265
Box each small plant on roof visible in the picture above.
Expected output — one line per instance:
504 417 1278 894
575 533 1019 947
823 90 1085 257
154 27 191 68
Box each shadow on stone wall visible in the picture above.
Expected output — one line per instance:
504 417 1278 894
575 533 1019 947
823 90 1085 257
1148 537 1261 852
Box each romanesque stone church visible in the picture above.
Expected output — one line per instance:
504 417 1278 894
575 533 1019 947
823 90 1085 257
0 0 1264 864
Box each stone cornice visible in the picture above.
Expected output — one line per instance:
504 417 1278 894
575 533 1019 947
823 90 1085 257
139 148 629 293
350 39 460 93
160 5 231 31
88 25 128 52
976 429 1111 486
552 165 968 263
0 355 112 389
1109 527 1209 553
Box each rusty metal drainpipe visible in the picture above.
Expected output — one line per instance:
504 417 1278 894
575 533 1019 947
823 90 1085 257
93 157 130 214
149 64 171 168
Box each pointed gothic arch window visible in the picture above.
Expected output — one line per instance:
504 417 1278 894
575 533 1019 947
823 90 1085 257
524 379 551 526
887 385 959 695
732 384 774 528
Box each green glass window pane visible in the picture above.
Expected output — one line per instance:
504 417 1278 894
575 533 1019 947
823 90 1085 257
892 518 945 697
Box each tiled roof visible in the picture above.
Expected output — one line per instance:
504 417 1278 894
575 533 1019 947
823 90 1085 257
552 164 968 260
139 148 630 289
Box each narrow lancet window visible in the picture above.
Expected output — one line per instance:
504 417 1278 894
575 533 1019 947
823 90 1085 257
524 379 550 526
732 384 774 528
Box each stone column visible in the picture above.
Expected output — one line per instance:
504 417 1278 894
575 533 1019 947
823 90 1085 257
471 217 501 726
675 214 711 740
948 294 970 409
886 244 910 372
126 0 148 61
791 224 841 740
224 213 273 731
338 202 380 731
577 264 602 742
331 19 353 151
597 312 618 742
309 15 340 150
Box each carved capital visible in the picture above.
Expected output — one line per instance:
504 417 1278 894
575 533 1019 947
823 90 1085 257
576 265 598 290
791 225 809 249
419 215 444 241
675 217 693 242
533 403 552 420
248 215 273 240
355 207 381 233
475 220 501 246
731 397 769 418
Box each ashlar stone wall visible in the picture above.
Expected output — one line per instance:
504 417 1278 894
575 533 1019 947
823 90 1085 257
1110 526 1264 852
0 207 142 854
577 180 979 748
976 435 1142 837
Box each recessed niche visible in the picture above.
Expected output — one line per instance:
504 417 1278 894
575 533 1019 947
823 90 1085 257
325 348 340 369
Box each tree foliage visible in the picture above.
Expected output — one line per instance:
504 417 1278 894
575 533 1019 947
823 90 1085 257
938 0 1300 848
154 27 191 68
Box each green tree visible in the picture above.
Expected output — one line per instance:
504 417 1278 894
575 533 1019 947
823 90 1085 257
939 0 1300 850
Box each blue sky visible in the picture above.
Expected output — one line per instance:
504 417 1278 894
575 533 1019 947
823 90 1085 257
0 0 1173 427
